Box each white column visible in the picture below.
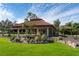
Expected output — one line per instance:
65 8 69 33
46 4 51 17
25 29 27 34
52 28 53 36
17 29 20 38
37 28 39 34
17 29 20 35
47 27 49 37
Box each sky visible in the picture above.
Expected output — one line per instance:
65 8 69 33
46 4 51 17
0 3 79 25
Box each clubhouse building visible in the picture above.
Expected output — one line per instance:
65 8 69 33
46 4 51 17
11 18 56 37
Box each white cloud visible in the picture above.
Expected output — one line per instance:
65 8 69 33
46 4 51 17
16 18 24 23
17 4 79 24
0 3 15 21
27 4 43 16
0 3 79 25
43 4 70 17
38 4 79 25
0 3 25 23
26 3 72 24
50 7 79 21
71 14 79 19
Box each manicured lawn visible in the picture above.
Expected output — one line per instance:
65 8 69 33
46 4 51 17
0 38 79 56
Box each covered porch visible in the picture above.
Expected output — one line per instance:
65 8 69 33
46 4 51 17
11 26 54 37
25 27 54 37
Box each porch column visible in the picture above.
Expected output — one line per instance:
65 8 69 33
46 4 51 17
37 28 39 34
17 29 20 35
25 29 27 34
52 28 53 36
16 28 20 38
47 27 49 37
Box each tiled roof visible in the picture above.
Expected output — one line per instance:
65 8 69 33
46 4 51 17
13 18 55 28
12 23 23 28
24 18 55 28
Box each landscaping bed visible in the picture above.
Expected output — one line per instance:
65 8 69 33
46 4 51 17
10 33 54 44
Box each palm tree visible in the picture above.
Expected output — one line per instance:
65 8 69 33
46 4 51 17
27 12 38 20
53 19 61 36
60 26 65 36
0 18 13 37
65 21 74 38
0 20 5 36
23 12 37 34
5 18 13 36
24 18 28 35
73 23 79 39
23 12 38 43
23 12 33 34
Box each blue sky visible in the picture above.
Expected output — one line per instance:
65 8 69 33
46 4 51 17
0 3 79 25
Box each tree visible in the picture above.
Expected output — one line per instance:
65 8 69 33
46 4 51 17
65 21 73 38
61 21 79 39
73 23 79 39
27 12 38 20
23 12 37 34
65 21 73 26
24 18 28 34
60 26 65 36
0 18 13 36
0 20 5 36
5 18 13 36
53 19 61 36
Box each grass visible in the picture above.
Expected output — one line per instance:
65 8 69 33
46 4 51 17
0 38 79 56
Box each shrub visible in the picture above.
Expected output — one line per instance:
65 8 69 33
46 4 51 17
41 34 47 40
36 31 41 40
52 37 63 42
35 36 39 40
10 36 15 41
59 37 63 40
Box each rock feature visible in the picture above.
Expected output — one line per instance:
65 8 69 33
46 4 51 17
10 34 54 44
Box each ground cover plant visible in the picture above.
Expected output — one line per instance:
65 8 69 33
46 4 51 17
0 38 79 56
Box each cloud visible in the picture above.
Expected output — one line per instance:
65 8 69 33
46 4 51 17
26 4 56 17
53 8 79 19
0 3 15 21
16 18 24 23
26 3 73 24
0 9 15 20
0 3 79 25
26 4 43 16
42 4 70 16
37 4 70 23
37 4 79 25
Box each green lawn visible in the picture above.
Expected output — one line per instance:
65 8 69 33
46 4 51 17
0 38 79 56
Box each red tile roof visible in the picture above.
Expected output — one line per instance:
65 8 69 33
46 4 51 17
13 18 55 28
24 18 55 28
12 23 23 28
